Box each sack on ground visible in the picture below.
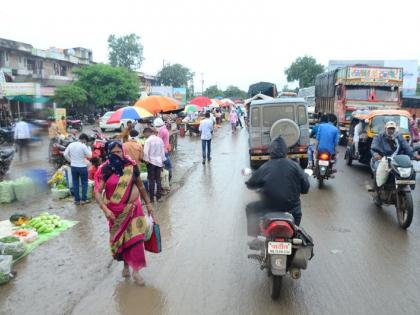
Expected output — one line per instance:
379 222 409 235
376 158 390 187
0 255 13 285
51 187 71 200
161 169 170 190
13 177 36 202
0 181 15 203
0 238 26 260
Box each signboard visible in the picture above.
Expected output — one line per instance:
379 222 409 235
1 83 36 96
347 67 403 82
150 86 173 97
173 87 187 105
54 108 66 121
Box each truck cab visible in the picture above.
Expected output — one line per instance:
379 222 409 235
248 98 310 169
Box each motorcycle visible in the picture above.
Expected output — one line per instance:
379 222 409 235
0 127 14 145
66 117 83 132
50 137 72 169
0 148 15 180
244 168 314 300
313 152 335 188
89 129 109 161
372 147 418 229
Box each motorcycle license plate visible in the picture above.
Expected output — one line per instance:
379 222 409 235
395 180 416 185
268 242 292 255
319 160 329 166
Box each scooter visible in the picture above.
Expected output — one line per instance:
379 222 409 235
372 146 418 229
0 148 15 180
313 152 335 188
244 168 314 300
67 118 83 132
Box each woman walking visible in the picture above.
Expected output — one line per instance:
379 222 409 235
409 114 419 145
94 141 155 286
230 108 238 133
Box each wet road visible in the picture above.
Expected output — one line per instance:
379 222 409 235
2 124 420 315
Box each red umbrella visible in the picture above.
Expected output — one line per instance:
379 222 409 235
190 96 212 107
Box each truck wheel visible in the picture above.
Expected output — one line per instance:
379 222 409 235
271 276 282 300
299 158 309 169
396 191 413 229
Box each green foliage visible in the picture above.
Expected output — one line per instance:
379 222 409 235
223 85 247 99
157 64 194 87
285 56 325 88
108 33 144 70
54 85 87 108
73 64 139 107
205 85 224 99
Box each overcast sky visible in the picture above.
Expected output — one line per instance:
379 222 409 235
2 0 419 92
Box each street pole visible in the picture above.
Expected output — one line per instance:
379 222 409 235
201 73 204 96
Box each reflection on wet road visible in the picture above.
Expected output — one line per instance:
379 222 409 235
2 125 420 315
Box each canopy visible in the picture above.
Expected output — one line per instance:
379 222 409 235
189 96 212 107
134 96 179 115
107 106 153 124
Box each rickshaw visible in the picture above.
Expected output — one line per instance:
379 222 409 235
345 110 412 166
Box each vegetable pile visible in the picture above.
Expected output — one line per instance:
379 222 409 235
27 212 63 234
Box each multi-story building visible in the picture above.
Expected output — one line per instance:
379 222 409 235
0 37 93 122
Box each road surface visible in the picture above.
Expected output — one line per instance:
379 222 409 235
1 124 420 315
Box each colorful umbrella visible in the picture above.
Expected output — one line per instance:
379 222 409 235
134 96 180 115
107 106 153 124
184 105 199 113
190 96 212 107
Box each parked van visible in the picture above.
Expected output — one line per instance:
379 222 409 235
248 98 310 169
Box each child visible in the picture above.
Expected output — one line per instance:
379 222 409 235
88 157 101 180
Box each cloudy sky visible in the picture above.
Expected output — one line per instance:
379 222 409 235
2 0 419 91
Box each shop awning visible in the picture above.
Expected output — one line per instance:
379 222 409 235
6 95 50 103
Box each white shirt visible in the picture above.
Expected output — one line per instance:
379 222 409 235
14 121 31 139
64 141 92 167
144 135 166 167
199 118 214 140
353 122 363 142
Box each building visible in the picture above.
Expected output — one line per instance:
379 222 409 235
0 37 93 122
137 72 159 94
328 60 418 96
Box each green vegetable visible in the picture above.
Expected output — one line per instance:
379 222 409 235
0 236 20 244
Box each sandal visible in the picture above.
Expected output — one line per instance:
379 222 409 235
122 267 130 278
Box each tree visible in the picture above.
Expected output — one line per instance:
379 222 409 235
205 85 224 98
108 33 144 70
285 56 325 88
73 64 139 107
157 64 194 87
54 85 88 110
223 85 247 99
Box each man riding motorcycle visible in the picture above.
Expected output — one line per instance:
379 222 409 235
246 137 310 229
370 121 419 173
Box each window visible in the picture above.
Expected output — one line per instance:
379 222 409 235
263 105 294 127
375 87 398 102
345 86 370 100
297 105 307 125
251 107 260 127
371 115 409 134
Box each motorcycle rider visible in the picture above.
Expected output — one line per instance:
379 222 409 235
246 136 310 233
313 114 339 161
371 121 420 172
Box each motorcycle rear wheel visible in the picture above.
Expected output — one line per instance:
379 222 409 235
318 178 324 189
396 191 413 229
271 275 282 300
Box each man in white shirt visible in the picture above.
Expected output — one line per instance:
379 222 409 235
199 112 214 164
64 133 92 205
143 128 166 202
14 118 31 161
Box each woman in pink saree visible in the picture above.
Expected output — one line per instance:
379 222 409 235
94 141 154 286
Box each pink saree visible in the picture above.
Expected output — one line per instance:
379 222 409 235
94 162 147 272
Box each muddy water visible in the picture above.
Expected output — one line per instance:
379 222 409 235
2 125 420 315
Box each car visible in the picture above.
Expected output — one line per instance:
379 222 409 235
99 111 132 132
248 97 310 169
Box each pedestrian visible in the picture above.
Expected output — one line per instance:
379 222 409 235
93 141 154 286
409 114 419 145
143 127 166 202
123 130 144 166
57 116 68 136
215 109 222 125
120 120 133 143
14 117 31 161
153 117 172 182
230 108 238 133
199 112 214 165
88 157 101 180
236 106 244 128
64 133 92 205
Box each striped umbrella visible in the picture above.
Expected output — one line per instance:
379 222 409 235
107 106 153 124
